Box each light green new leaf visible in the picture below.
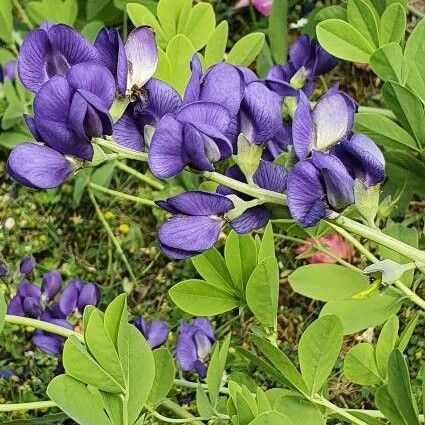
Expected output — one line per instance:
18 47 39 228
344 343 381 385
370 43 403 82
204 21 228 69
81 21 105 42
63 336 122 393
387 349 420 425
321 290 403 334
169 279 239 316
104 293 128 349
225 230 257 295
354 113 418 151
248 411 291 425
383 82 425 147
157 0 187 42
0 0 13 43
196 385 214 418
147 348 175 406
397 312 419 352
166 34 196 94
154 48 172 83
27 0 78 26
298 315 343 396
375 385 406 425
347 0 380 48
269 0 288 64
191 248 234 293
85 309 126 387
258 222 275 263
182 3 216 51
0 292 5 332
47 375 112 425
289 264 369 302
246 257 279 327
376 315 399 378
227 33 265 67
317 19 374 63
379 3 406 45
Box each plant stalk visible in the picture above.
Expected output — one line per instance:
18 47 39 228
116 162 165 190
0 400 57 412
95 138 148 162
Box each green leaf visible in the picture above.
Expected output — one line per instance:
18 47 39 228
298 315 343 396
344 343 381 385
248 411 291 425
0 292 5 332
321 290 403 334
252 335 307 394
354 113 418 151
85 309 126 387
258 222 275 263
383 82 425 147
317 19 374 63
0 0 13 43
204 21 229 69
103 293 128 349
81 21 105 42
376 315 399 379
269 0 288 64
147 348 175 406
256 42 274 78
379 3 405 45
379 223 418 286
207 333 231 407
404 18 425 103
226 33 265 67
154 48 172 82
63 336 122 393
387 349 420 425
90 161 117 199
156 0 187 42
289 264 369 302
225 230 257 295
121 324 155 424
191 248 234 293
169 279 239 316
246 257 279 327
27 0 78 25
375 385 406 425
397 312 419 352
347 0 380 48
196 385 214 418
182 3 215 51
370 43 403 82
166 34 196 94
47 375 112 425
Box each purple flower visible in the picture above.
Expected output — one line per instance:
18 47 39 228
134 317 169 348
28 62 115 161
0 369 17 380
32 332 65 355
292 89 357 160
7 281 42 318
18 23 98 93
266 35 338 97
7 143 75 189
0 60 17 82
0 261 8 278
156 191 234 259
20 256 36 275
58 280 100 316
176 318 215 378
41 270 62 301
217 160 287 233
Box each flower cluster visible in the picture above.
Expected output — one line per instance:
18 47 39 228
6 23 386 260
7 260 100 355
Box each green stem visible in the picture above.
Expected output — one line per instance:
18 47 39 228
203 171 286 205
88 189 137 281
347 409 425 422
159 400 205 425
88 182 156 207
116 162 165 190
357 105 395 118
334 215 425 265
94 138 148 162
5 315 84 342
173 378 230 395
313 396 369 425
0 400 57 412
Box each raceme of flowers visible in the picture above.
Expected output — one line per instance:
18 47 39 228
6 23 386 259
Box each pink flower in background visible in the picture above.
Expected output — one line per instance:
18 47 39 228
234 0 273 16
296 234 355 264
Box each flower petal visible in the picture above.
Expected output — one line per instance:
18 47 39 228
158 215 224 253
159 242 201 260
41 270 62 300
183 54 202 103
147 320 169 348
113 103 145 151
7 296 24 316
311 151 354 210
32 333 64 355
194 330 212 360
289 35 312 69
230 206 270 233
192 318 215 340
287 160 327 227
292 90 313 159
125 26 158 90
183 124 215 171
163 191 234 216
7 144 73 189
312 91 356 151
148 114 186 179
254 160 287 192
176 333 197 371
77 283 100 312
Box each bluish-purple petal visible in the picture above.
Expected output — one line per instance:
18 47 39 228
292 90 313 159
230 206 270 234
41 270 62 300
253 160 287 192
